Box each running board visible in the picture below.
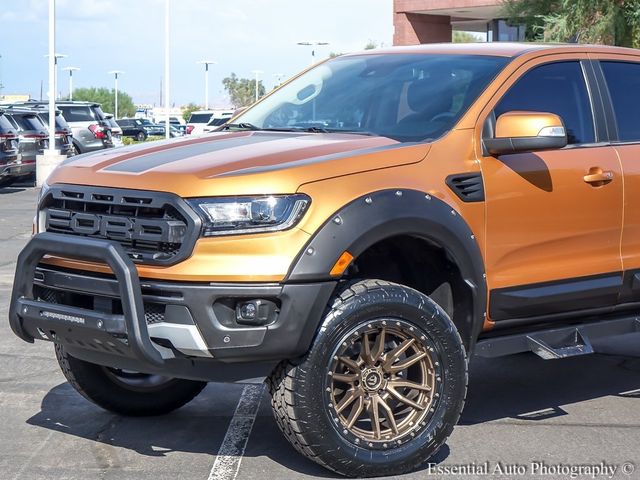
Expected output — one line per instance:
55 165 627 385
475 317 640 359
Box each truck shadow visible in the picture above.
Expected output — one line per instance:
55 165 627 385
26 351 640 477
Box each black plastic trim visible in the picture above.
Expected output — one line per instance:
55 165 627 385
287 189 487 350
484 136 567 156
490 272 623 322
9 232 164 367
446 173 485 202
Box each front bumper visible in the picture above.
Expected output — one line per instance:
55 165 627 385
9 232 336 382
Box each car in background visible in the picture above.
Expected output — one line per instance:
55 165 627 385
0 108 24 187
203 110 234 132
186 110 214 135
156 117 186 135
53 101 113 154
104 114 124 147
2 103 75 157
138 118 164 136
116 118 148 141
3 107 50 180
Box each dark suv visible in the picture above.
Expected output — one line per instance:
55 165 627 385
4 107 49 180
0 109 22 187
54 101 113 154
115 118 148 141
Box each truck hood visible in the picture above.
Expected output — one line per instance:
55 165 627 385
48 131 430 197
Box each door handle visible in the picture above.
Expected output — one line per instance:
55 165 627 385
583 167 614 186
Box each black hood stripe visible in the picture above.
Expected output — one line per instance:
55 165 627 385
104 133 294 173
216 141 410 177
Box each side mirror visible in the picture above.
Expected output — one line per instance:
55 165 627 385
484 111 568 156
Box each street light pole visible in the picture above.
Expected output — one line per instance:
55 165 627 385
43 53 67 100
164 0 171 139
197 60 216 110
62 66 79 100
297 41 329 65
108 71 124 118
47 1 56 154
251 70 263 103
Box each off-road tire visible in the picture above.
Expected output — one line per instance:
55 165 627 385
267 279 468 478
55 344 207 416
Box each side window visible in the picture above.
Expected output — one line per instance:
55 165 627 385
495 61 595 145
600 61 640 142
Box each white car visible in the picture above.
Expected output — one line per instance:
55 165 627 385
186 110 215 135
203 111 234 133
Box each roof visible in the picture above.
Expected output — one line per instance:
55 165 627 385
346 42 640 58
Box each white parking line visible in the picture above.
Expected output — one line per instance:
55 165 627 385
208 384 265 480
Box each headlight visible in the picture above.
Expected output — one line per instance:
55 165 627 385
188 194 310 236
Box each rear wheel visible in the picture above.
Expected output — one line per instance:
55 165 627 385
268 279 468 477
55 344 207 416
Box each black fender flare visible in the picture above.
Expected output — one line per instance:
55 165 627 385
286 189 487 351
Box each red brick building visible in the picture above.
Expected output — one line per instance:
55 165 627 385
393 0 525 45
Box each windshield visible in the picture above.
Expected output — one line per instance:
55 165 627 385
233 54 508 142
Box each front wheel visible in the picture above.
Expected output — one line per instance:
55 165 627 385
55 344 207 416
267 280 468 477
136 131 146 142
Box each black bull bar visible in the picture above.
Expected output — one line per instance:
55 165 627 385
9 232 164 367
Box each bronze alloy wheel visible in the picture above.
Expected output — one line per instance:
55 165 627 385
326 318 442 448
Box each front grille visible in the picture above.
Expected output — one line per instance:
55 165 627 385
42 185 200 266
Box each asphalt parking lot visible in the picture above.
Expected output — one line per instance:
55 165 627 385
1 183 639 480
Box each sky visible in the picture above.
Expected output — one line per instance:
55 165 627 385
0 0 394 108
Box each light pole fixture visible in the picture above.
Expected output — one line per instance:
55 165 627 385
44 52 67 100
297 41 330 64
251 70 263 103
62 66 79 100
108 70 124 118
197 60 216 110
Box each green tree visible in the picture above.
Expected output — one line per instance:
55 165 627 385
181 102 202 122
452 31 482 43
67 87 136 118
222 73 266 108
364 40 378 50
503 0 640 47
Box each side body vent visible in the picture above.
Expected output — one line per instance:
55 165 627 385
446 173 485 202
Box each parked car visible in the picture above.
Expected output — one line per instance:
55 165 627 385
203 111 234 132
104 114 124 147
13 43 640 478
0 108 24 187
186 110 214 135
3 107 49 179
138 118 164 136
55 101 114 154
156 117 186 134
4 102 75 157
116 118 149 141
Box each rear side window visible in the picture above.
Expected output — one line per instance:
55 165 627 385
600 61 640 142
495 61 595 145
59 106 95 122
189 113 212 124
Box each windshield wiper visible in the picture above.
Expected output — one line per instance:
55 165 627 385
222 122 260 131
324 129 378 136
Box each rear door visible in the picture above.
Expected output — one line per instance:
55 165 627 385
592 55 640 304
478 56 624 322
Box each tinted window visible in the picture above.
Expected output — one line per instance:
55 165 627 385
600 61 640 142
495 62 595 145
92 106 107 121
0 113 15 133
189 113 213 124
11 113 46 132
59 106 95 122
